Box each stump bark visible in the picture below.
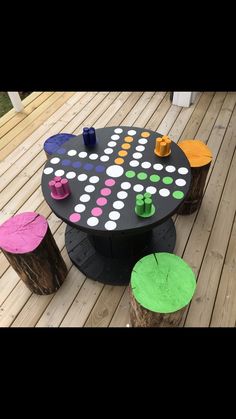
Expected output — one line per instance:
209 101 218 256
0 212 68 294
129 252 196 327
177 140 212 215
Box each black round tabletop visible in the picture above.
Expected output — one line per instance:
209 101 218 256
41 126 191 236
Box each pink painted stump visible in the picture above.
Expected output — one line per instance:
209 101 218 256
0 212 68 295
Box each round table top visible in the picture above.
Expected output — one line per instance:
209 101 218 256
41 126 191 236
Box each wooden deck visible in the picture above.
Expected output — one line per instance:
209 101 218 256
0 91 235 327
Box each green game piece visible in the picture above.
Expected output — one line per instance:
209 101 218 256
135 194 155 218
144 198 152 213
131 253 196 313
125 170 136 178
136 194 144 201
173 190 184 199
150 174 160 183
162 176 173 185
135 199 144 216
137 172 148 180
144 192 151 199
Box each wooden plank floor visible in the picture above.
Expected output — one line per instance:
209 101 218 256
0 91 235 327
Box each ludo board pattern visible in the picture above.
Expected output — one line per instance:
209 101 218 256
42 127 191 235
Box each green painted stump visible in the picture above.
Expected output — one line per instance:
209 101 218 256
129 252 196 327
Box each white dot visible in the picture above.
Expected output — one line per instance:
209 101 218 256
87 217 99 227
74 204 86 213
114 128 123 134
106 165 124 178
111 134 120 140
105 221 117 230
175 179 186 187
80 194 91 203
117 191 128 199
159 188 170 197
132 152 142 160
113 201 124 210
89 153 98 160
50 157 60 164
100 155 109 162
55 170 65 177
128 130 136 136
141 161 151 169
77 174 88 181
109 211 120 221
133 184 144 192
146 186 157 195
104 148 113 155
178 167 189 175
44 167 53 175
84 185 95 193
121 182 131 190
89 176 100 184
68 149 77 156
66 171 76 179
165 165 176 173
138 138 148 145
153 163 163 171
78 151 87 158
129 160 139 167
135 145 145 152
108 141 117 147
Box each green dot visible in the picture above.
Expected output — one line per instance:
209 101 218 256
173 190 184 199
137 172 148 180
150 174 160 183
163 176 173 185
125 170 136 178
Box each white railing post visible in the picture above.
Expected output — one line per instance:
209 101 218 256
7 92 24 112
172 92 193 107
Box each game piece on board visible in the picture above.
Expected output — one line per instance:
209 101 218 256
154 135 172 157
88 127 97 147
135 194 155 218
49 176 71 200
83 127 90 146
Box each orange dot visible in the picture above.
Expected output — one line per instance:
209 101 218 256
124 136 133 143
114 158 124 165
141 132 150 138
118 150 128 157
122 143 131 150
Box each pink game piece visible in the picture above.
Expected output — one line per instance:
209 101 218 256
96 197 107 206
61 178 70 194
0 212 48 254
91 207 103 217
49 177 71 200
100 188 111 196
105 179 116 187
54 176 62 182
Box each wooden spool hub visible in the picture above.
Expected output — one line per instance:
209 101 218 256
177 140 212 214
129 252 196 327
0 212 68 295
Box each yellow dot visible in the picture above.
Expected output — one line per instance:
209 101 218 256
141 131 150 138
124 136 133 143
122 143 131 150
118 150 128 157
114 158 124 165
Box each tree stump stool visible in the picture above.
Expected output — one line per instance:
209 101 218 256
177 140 212 214
0 212 68 295
129 252 196 327
43 133 76 159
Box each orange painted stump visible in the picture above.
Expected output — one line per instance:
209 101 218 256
0 212 68 294
177 140 212 214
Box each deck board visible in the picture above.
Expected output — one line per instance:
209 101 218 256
0 91 235 327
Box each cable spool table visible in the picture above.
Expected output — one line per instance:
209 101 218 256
41 126 191 285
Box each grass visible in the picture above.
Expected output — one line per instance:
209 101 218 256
0 92 31 118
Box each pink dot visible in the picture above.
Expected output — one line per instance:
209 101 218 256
100 188 111 196
96 197 107 206
105 178 116 187
91 207 103 216
69 213 81 222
